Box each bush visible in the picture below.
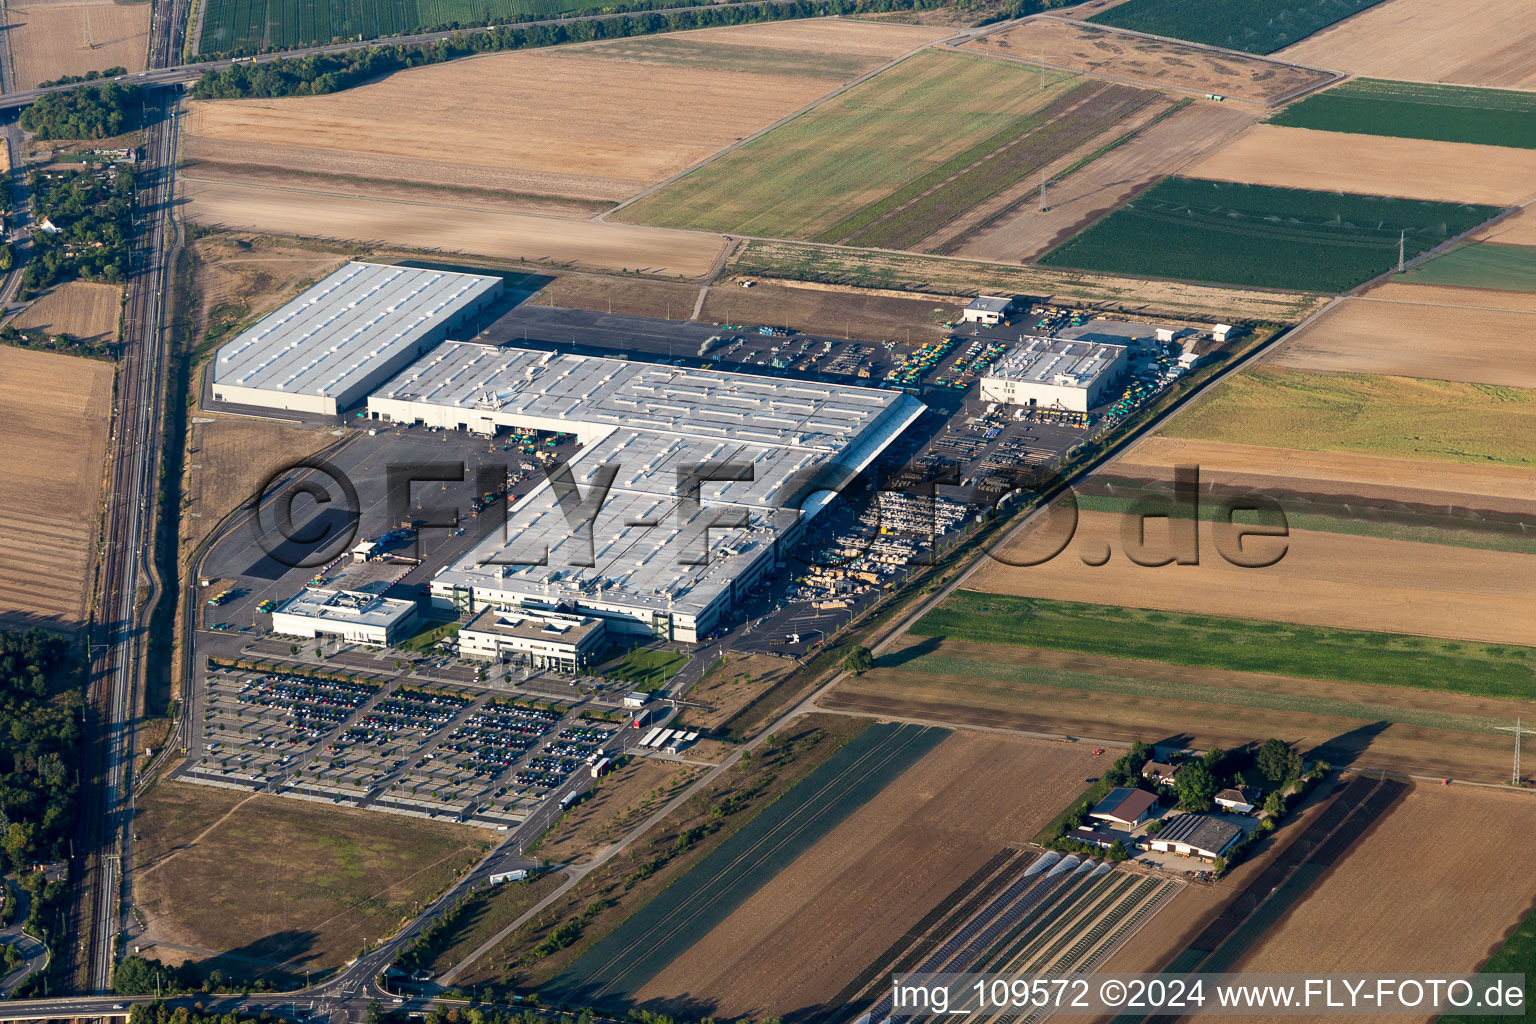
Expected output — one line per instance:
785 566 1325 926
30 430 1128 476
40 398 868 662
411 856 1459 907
19 83 143 139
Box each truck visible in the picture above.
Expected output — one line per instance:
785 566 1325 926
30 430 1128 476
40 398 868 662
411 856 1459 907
207 589 232 607
591 757 612 779
489 869 530 885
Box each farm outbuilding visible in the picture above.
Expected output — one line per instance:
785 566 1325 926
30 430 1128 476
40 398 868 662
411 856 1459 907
1147 813 1243 861
210 261 503 416
1089 787 1158 827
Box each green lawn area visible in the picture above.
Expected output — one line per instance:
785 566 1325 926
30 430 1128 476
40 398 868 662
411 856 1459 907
1039 177 1503 292
910 591 1536 700
1087 0 1389 55
1161 366 1536 467
616 50 1071 239
1398 241 1536 292
396 620 460 654
1269 79 1536 149
605 647 688 691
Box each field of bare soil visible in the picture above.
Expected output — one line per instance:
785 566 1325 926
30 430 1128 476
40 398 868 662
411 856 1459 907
827 637 1528 782
969 508 1536 645
12 281 121 344
0 347 113 632
955 100 1253 260
182 19 943 203
1268 295 1536 387
634 730 1099 1019
1364 280 1536 312
531 275 704 321
962 18 1332 104
1183 124 1536 205
4 0 148 90
1113 435 1536 513
190 232 351 342
1278 0 1536 90
178 177 726 278
1232 783 1536 1020
701 279 958 344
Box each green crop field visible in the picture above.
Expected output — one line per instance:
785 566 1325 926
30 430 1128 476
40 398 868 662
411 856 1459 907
1038 177 1502 292
1441 903 1536 1024
1163 366 1536 467
1086 0 1388 55
544 722 948 1007
1269 78 1536 149
196 0 597 53
616 50 1072 240
1399 241 1536 292
911 591 1536 700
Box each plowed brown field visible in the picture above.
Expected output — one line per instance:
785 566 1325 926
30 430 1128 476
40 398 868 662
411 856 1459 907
178 177 727 278
969 509 1536 645
955 100 1253 260
1183 125 1536 205
183 20 944 202
0 347 113 632
1268 295 1536 387
5 0 148 90
1232 783 1536 1021
1278 0 1536 90
633 730 1099 1019
12 281 121 344
962 18 1331 104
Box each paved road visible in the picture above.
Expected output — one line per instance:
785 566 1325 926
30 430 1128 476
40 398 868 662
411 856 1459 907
0 885 50 997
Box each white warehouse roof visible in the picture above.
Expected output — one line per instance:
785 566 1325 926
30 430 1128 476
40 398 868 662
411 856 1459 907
985 336 1126 391
212 261 502 403
273 587 417 630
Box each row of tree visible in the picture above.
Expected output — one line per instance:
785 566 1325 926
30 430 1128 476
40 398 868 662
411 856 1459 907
191 0 941 101
18 83 144 140
0 629 81 872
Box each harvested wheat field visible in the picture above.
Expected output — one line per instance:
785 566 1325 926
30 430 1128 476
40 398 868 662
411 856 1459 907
962 18 1332 104
635 730 1100 1019
1232 784 1536 1019
1364 280 1536 313
0 347 113 632
182 20 941 203
971 509 1536 645
1185 125 1536 206
4 0 148 90
1268 295 1536 387
1279 0 1536 90
12 281 121 345
1473 206 1536 246
178 177 726 278
1114 435 1536 513
955 101 1253 260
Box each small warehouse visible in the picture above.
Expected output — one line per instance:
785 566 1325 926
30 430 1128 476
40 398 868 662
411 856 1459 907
1089 787 1158 827
978 336 1129 413
210 261 503 416
270 587 418 645
1147 813 1243 861
962 295 1014 324
457 606 606 672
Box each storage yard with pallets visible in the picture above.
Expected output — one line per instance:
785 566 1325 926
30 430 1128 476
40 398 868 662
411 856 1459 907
631 730 1111 1019
0 347 114 633
1267 295 1536 387
132 779 489 980
1230 783 1536 983
184 20 947 204
1277 0 1536 90
617 50 1082 239
1039 177 1502 291
960 18 1335 104
1181 124 1536 205
177 176 728 278
3 0 149 90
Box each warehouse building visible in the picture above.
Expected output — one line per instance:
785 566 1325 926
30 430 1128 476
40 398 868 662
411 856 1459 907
457 606 605 672
962 295 1014 324
374 343 924 643
1089 787 1158 827
270 587 418 645
210 262 503 415
1145 813 1243 862
977 335 1129 413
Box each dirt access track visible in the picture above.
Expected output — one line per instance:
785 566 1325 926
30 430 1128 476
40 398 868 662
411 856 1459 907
0 347 113 633
3 0 149 90
1233 783 1536 1020
961 17 1333 105
969 508 1536 646
182 19 948 204
177 176 728 278
1184 124 1536 206
1278 0 1536 91
1267 293 1536 388
633 729 1101 1020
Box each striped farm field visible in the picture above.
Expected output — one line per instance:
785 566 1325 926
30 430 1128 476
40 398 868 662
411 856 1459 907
1398 242 1536 292
616 50 1075 239
1085 0 1389 54
198 0 593 53
1269 78 1536 149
